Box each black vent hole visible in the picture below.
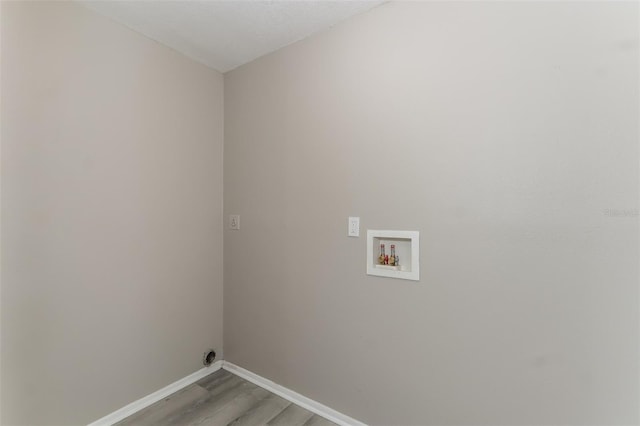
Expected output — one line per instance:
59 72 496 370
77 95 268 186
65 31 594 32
203 350 216 366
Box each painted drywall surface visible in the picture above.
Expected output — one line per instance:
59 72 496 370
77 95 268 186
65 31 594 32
1 2 223 424
224 2 639 425
78 0 385 73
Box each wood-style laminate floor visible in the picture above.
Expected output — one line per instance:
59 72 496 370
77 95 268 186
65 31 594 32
115 368 338 426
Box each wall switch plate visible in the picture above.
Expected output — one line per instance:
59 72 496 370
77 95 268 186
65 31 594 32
348 217 360 237
229 215 240 230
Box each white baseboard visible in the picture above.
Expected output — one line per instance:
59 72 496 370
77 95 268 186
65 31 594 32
222 361 367 426
87 360 367 426
87 360 223 426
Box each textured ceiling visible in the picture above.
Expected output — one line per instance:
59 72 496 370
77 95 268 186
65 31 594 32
78 1 385 73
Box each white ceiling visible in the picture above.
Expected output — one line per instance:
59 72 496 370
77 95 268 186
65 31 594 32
78 0 385 73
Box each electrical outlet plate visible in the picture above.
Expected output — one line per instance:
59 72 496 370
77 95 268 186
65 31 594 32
229 215 240 230
348 217 360 237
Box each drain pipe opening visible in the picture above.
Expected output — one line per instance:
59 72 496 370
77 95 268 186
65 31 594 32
203 349 216 366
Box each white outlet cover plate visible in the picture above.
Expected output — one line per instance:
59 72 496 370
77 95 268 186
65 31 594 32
230 215 240 230
348 217 360 237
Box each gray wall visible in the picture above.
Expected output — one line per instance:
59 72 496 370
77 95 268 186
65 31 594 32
1 2 224 424
224 2 639 425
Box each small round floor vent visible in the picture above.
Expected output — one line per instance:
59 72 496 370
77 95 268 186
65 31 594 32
203 349 216 366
